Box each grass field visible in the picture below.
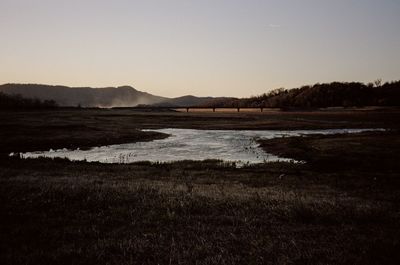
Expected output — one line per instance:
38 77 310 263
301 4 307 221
1 108 399 264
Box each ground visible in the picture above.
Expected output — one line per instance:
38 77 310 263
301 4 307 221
0 108 399 264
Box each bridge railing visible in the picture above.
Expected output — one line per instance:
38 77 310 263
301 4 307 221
125 106 267 112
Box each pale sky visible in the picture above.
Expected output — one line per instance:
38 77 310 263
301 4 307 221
1 0 399 97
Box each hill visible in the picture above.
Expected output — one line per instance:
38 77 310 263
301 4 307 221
0 84 168 107
199 81 400 109
152 95 235 107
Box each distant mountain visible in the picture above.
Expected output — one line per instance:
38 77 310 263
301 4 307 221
153 95 235 107
153 95 213 107
0 84 168 107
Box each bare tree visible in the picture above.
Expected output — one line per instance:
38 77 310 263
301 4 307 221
374 78 382 87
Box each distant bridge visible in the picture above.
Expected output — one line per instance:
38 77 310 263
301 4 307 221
119 106 268 112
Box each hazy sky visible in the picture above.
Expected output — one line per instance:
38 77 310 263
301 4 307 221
1 0 399 97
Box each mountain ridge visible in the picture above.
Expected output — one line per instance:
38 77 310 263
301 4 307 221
0 83 168 107
151 95 236 107
0 83 229 108
2 81 399 109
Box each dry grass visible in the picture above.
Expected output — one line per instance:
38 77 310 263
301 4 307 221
1 157 399 265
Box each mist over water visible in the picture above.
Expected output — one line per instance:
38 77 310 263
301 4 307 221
20 128 382 166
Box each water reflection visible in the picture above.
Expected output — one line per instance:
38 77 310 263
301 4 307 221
20 128 382 166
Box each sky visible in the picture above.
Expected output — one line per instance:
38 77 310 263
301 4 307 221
1 0 399 97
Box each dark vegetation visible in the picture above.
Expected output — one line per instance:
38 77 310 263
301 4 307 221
0 92 58 109
201 80 400 109
1 109 400 264
258 130 400 172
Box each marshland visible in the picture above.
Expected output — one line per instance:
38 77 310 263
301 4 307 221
2 1 400 263
1 108 399 264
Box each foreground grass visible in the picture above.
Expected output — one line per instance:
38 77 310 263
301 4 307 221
1 157 399 265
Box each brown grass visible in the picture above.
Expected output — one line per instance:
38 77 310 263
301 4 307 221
1 158 400 265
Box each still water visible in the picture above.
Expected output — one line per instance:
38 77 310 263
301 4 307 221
20 128 382 166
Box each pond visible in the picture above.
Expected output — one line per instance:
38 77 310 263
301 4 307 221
19 128 382 166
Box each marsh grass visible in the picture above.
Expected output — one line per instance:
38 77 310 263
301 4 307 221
1 157 399 265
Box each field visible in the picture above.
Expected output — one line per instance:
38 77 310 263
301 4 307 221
1 108 400 264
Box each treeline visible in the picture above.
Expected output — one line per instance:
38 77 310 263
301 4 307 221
201 80 400 109
0 92 58 110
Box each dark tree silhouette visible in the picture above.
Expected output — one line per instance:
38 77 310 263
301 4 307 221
200 81 400 109
0 92 58 110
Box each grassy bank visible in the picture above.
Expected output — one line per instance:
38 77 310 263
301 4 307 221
258 130 400 172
